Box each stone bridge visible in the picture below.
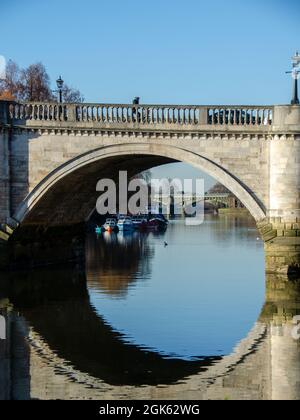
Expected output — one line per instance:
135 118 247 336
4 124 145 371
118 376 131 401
0 100 300 274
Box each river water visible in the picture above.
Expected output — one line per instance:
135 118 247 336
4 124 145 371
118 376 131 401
0 214 300 400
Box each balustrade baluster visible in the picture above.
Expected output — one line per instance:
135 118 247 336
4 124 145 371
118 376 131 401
266 109 270 126
259 109 262 126
160 108 163 124
248 109 252 125
167 108 170 124
176 108 180 124
150 107 153 124
238 108 242 125
260 109 263 126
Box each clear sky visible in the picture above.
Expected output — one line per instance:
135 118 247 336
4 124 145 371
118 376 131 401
1 0 299 188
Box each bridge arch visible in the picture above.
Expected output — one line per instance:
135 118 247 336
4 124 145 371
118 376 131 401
14 143 266 226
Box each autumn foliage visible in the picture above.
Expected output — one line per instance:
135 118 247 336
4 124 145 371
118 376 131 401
0 59 84 102
0 90 15 100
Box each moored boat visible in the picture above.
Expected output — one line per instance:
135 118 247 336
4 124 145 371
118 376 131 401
103 218 118 232
95 225 104 234
117 216 134 231
147 214 169 231
132 215 148 230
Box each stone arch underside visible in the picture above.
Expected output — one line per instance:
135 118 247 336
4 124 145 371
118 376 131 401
14 143 266 226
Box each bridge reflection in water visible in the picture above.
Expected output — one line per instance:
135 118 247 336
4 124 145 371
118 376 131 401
0 217 299 400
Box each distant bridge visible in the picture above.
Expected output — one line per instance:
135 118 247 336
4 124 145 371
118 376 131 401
151 193 233 214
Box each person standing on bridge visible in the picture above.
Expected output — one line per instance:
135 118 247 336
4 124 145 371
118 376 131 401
132 97 140 122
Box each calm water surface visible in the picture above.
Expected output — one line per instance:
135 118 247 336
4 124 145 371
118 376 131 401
1 214 300 400
87 215 265 360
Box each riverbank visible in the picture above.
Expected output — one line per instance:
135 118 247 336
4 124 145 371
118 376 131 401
218 208 250 216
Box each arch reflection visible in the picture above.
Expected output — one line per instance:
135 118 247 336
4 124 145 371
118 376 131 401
0 216 300 400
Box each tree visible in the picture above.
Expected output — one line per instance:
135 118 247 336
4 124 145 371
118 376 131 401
0 59 21 100
132 170 152 185
0 90 15 100
207 182 230 194
19 62 53 101
0 59 84 103
62 84 84 103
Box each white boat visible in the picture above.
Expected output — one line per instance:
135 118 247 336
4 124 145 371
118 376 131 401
131 215 147 229
103 218 118 232
117 216 134 231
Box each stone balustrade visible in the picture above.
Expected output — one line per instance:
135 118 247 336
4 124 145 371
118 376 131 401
207 106 273 126
4 101 274 130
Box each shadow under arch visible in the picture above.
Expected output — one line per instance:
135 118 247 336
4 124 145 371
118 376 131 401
13 143 266 227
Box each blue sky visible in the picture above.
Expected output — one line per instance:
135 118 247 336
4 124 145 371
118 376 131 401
1 0 299 187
